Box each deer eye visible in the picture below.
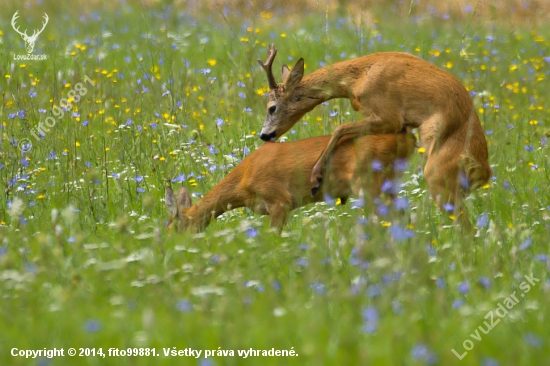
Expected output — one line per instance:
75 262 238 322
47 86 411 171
268 105 276 115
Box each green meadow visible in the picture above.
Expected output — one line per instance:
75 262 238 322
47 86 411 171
0 1 549 365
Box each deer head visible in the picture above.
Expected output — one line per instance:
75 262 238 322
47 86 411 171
257 44 305 142
165 185 192 232
11 11 49 54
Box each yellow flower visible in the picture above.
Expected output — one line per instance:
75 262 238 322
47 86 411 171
207 59 216 66
417 147 426 154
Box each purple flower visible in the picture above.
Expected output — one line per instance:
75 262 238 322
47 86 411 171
481 357 500 366
477 212 489 228
171 174 186 183
371 159 383 172
410 344 437 364
361 306 378 333
246 227 259 238
452 299 464 309
134 175 143 183
519 237 533 251
443 202 454 213
478 276 492 289
84 319 102 333
324 193 335 207
457 281 470 294
389 224 414 242
296 257 309 267
393 197 409 210
215 118 224 127
523 332 542 348
309 281 326 295
394 158 409 172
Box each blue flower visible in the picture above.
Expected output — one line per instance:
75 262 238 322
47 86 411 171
134 175 143 183
29 92 37 98
176 299 193 312
452 299 464 309
238 92 246 99
84 319 102 333
361 306 378 333
172 174 186 183
523 332 542 348
410 344 437 364
393 196 409 210
324 193 335 207
477 212 489 228
389 224 414 242
480 356 499 366
329 110 338 117
296 257 309 267
478 276 492 289
457 281 470 294
309 281 325 295
519 237 532 251
246 227 259 238
371 159 383 171
215 118 224 127
443 203 454 213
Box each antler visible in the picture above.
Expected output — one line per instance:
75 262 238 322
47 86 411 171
11 11 28 38
35 13 49 37
257 44 278 89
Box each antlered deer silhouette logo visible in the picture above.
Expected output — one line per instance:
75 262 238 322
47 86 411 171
11 11 49 54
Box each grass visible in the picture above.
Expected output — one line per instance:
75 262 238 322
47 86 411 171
0 1 549 365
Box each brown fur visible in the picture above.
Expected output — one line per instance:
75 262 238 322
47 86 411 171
166 130 416 233
258 46 492 229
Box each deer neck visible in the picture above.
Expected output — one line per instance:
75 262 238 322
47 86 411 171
183 170 246 231
293 65 357 111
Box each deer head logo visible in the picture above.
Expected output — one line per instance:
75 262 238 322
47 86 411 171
11 11 49 54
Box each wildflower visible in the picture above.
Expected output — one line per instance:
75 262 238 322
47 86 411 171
324 193 335 207
393 196 409 210
84 319 102 333
215 118 224 127
443 202 454 213
238 92 246 99
523 332 542 348
134 175 143 183
436 277 446 289
329 110 338 117
410 344 437 364
29 92 37 98
389 224 414 241
296 257 309 267
477 212 489 228
171 174 186 183
518 237 532 251
478 276 492 289
457 281 470 294
452 299 464 309
309 281 325 295
480 357 500 366
361 306 379 333
371 159 383 171
246 227 259 238
394 158 409 172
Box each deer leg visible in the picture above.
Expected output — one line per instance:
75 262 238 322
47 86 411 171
424 152 474 233
311 115 402 196
267 203 289 233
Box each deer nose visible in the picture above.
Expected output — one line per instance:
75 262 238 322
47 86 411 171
259 131 277 142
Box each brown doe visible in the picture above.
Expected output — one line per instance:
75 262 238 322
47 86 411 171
257 45 491 229
166 129 416 233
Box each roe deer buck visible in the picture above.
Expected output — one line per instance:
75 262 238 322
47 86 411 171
166 129 416 233
257 45 491 229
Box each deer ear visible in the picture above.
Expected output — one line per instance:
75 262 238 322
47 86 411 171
165 186 178 218
283 58 304 90
176 186 192 210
